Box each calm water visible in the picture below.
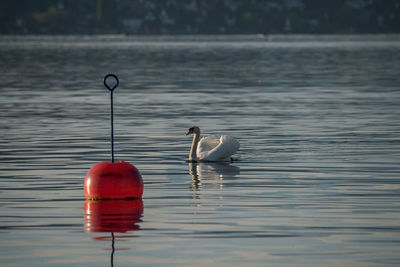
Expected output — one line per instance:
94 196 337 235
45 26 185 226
1 35 400 266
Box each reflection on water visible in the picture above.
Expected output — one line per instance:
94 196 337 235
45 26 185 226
189 162 240 193
1 35 400 266
84 199 143 234
84 199 143 267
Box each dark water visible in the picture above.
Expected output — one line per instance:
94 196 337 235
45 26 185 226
1 35 400 266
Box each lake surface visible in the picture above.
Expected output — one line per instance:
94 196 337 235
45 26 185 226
1 34 400 266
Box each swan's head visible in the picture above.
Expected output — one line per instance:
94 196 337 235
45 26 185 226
186 126 200 136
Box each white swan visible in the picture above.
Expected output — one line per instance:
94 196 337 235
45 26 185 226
186 126 240 162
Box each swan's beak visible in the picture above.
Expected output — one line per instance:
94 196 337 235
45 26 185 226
186 129 193 136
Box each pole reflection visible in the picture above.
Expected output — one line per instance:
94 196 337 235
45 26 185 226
84 199 143 266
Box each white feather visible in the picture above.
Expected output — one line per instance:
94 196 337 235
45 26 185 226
197 135 240 161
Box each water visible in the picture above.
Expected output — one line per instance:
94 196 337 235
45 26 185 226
1 34 400 266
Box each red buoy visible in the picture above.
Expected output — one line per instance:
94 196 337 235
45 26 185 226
84 74 144 200
84 160 143 200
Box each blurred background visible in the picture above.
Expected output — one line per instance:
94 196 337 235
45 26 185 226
1 0 400 35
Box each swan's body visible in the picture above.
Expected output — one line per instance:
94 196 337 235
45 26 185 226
186 126 239 162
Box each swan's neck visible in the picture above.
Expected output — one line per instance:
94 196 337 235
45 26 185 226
189 133 200 162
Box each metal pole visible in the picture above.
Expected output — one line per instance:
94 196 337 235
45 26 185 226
110 91 114 163
104 74 119 163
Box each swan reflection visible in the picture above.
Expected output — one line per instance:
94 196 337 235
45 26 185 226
189 162 240 192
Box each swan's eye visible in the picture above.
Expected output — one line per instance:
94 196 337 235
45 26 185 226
186 127 194 136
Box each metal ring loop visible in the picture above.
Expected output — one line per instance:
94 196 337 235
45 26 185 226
104 74 119 92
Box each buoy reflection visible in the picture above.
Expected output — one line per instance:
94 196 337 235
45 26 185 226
84 199 143 233
84 199 143 267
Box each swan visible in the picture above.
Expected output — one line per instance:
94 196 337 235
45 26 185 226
186 126 240 162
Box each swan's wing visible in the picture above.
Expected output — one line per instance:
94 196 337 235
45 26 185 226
197 135 220 155
197 135 239 161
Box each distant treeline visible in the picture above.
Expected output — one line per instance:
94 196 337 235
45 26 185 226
1 0 399 34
